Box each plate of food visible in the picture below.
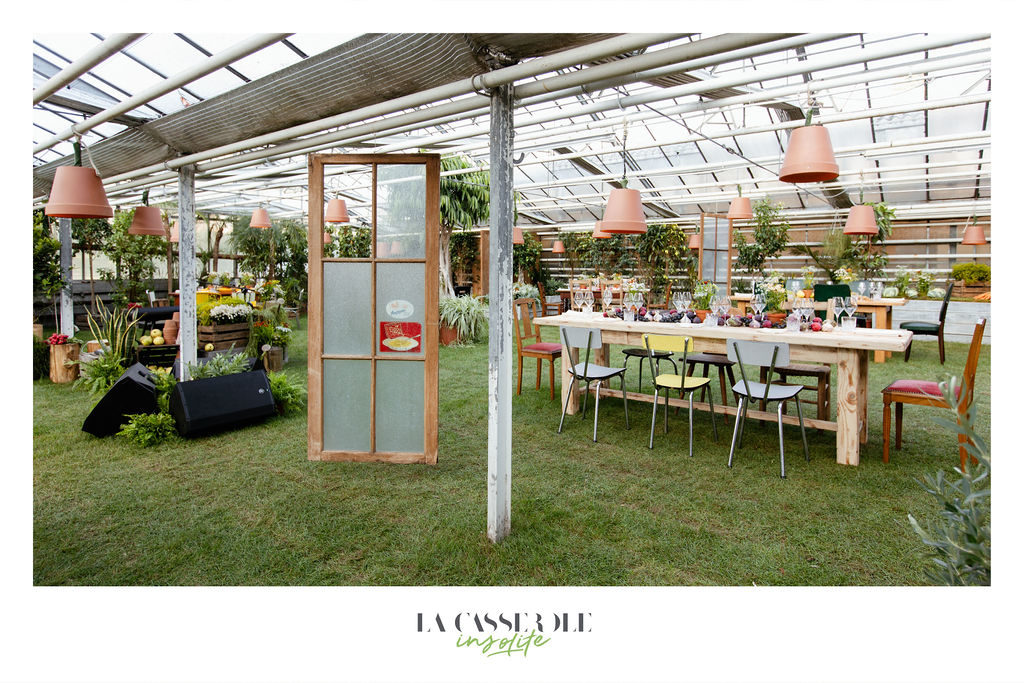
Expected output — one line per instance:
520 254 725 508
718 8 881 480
382 336 419 351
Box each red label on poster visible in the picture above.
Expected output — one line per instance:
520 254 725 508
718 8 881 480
380 321 422 352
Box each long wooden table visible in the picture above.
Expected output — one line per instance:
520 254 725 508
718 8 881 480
534 311 912 467
731 293 907 363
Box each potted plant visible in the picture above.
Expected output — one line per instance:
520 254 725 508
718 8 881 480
46 332 81 384
952 263 990 298
692 279 719 319
439 295 487 346
756 271 789 325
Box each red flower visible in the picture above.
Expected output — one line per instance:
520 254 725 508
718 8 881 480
46 333 70 346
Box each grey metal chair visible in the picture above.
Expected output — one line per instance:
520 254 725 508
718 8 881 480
558 326 630 442
726 339 810 478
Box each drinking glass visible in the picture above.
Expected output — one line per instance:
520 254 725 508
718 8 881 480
751 293 766 317
831 296 845 323
602 287 613 311
582 289 594 314
572 289 584 312
842 297 858 330
788 279 803 300
679 291 692 313
856 280 869 298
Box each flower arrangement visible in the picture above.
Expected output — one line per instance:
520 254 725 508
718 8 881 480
915 269 935 295
801 265 817 290
273 325 292 349
208 303 252 325
238 271 256 288
755 271 788 312
834 266 855 284
622 278 648 295
255 279 284 300
206 271 232 286
46 333 71 346
692 279 719 310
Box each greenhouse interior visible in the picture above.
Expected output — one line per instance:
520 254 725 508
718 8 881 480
29 32 996 588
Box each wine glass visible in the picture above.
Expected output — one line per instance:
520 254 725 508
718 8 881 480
788 278 803 300
751 293 766 317
582 288 594 314
843 296 858 330
679 291 692 313
602 287 613 311
572 288 584 312
856 280 869 299
831 296 845 323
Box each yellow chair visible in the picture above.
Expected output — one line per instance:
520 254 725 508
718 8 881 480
643 334 718 455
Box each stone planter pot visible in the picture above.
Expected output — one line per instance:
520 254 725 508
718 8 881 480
49 342 80 383
440 324 459 346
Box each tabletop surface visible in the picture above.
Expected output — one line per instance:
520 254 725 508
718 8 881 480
731 292 907 307
534 311 912 352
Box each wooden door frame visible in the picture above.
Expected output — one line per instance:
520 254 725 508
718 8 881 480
307 153 440 464
698 212 734 293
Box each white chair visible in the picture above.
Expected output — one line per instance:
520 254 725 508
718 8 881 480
726 339 810 478
558 326 629 442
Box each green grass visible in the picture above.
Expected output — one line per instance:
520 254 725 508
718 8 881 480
33 318 989 585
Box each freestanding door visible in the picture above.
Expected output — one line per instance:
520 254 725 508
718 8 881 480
307 154 440 463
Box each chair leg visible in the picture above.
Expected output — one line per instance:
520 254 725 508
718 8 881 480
663 385 670 433
882 395 891 463
958 432 969 471
737 395 749 447
558 377 576 434
700 364 710 402
536 358 542 390
637 355 644 393
904 339 912 362
621 374 630 430
895 402 903 449
648 388 659 449
795 394 810 462
592 381 600 443
688 392 694 458
707 382 718 441
938 329 946 365
817 374 827 421
517 355 524 395
777 402 787 479
718 367 728 406
581 377 590 418
728 397 744 468
548 360 556 401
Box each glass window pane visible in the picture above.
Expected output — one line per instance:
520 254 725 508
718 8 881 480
376 164 426 259
324 262 372 355
323 360 371 452
376 262 425 357
375 360 424 453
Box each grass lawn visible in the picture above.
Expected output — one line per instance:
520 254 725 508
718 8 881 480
33 317 989 585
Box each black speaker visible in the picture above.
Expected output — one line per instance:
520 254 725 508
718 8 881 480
81 363 158 437
169 370 276 437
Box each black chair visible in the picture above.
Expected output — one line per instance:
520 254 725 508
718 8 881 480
900 282 954 364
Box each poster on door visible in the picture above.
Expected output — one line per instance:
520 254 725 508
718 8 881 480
379 321 421 352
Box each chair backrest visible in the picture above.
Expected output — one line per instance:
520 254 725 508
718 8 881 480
727 338 790 401
643 334 694 378
560 326 602 379
939 281 954 324
513 298 539 352
146 289 157 305
960 318 987 407
813 283 850 302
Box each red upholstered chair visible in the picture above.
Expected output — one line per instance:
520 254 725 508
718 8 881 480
881 318 986 468
514 297 561 400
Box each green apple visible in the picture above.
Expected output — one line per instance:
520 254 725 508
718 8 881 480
204 343 215 352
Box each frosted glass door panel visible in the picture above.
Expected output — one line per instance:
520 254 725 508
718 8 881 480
324 262 372 355
376 164 426 259
375 360 424 453
376 262 425 356
323 360 371 452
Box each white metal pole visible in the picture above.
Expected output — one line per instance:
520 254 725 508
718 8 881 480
487 84 514 543
33 34 145 105
177 166 197 381
59 217 74 337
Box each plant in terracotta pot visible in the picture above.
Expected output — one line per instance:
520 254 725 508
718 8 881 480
692 279 719 319
755 271 788 324
439 294 487 346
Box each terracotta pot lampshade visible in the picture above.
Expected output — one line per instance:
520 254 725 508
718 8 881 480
592 224 612 239
325 198 350 224
250 207 271 228
323 231 332 245
44 166 114 219
727 196 753 220
962 222 987 245
552 239 565 254
513 227 524 244
169 220 179 243
128 205 166 236
688 233 702 250
843 205 879 236
594 187 646 234
779 125 839 184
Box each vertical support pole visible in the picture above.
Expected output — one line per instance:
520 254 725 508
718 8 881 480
178 165 197 381
487 84 514 543
58 217 74 336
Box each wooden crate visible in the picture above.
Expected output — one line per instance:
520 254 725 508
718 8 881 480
952 281 990 298
197 322 250 351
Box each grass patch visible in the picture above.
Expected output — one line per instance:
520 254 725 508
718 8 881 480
33 318 989 585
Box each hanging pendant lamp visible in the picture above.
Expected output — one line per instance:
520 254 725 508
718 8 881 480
595 188 647 234
169 220 179 243
688 232 701 250
779 124 839 184
128 205 165 236
727 196 753 221
962 219 987 245
593 224 612 239
323 230 332 245
251 207 271 228
45 165 114 219
552 239 565 254
513 227 524 244
843 205 879 236
325 198 350 224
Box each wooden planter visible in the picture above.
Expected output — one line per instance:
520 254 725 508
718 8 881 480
49 342 80 384
952 281 990 299
263 346 284 372
440 324 459 346
197 322 250 351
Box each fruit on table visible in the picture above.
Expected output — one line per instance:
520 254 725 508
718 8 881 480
811 322 822 332
140 336 152 346
152 336 164 345
204 343 215 351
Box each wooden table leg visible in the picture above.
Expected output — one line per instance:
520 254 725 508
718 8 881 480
561 343 579 415
835 348 861 465
858 349 869 444
873 307 889 363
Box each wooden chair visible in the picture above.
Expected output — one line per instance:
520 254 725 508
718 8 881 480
599 279 622 309
900 282 954 363
882 318 986 468
513 297 561 400
537 282 562 317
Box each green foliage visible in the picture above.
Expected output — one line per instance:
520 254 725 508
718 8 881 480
187 350 249 379
117 412 177 447
441 155 490 231
99 209 167 306
511 283 540 304
952 263 990 285
794 202 895 280
231 217 308 292
449 231 479 285
916 270 935 295
734 199 791 275
559 231 591 278
33 210 64 299
907 378 990 586
84 302 140 366
327 225 371 259
268 371 305 416
439 295 488 343
891 267 913 297
513 231 548 285
74 352 125 395
33 336 50 380
632 223 694 304
72 217 112 259
152 369 177 414
585 233 633 275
